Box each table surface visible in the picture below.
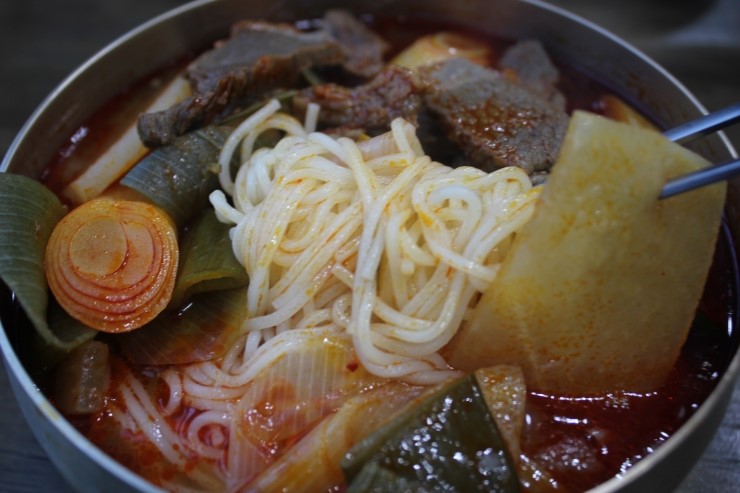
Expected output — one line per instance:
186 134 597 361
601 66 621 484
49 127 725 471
1 0 739 491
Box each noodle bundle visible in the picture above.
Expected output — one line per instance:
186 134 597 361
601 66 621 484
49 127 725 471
210 100 540 384
105 101 540 490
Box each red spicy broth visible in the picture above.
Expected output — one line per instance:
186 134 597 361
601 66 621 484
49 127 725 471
520 220 738 491
3 13 737 493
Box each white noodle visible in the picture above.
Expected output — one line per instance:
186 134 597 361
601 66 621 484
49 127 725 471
186 411 232 460
160 368 183 416
209 107 539 383
112 103 540 491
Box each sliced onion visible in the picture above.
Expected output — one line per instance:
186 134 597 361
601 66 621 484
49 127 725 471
45 198 179 333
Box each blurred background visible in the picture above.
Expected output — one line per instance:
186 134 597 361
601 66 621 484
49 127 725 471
1 0 738 491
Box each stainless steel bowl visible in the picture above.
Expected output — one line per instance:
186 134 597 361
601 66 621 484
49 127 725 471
1 0 738 491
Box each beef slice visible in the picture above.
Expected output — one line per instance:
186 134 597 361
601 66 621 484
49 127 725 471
138 21 344 147
421 57 569 173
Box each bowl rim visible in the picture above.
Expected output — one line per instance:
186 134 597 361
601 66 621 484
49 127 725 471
1 0 738 492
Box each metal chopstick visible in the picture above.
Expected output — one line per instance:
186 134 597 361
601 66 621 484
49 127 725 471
659 103 740 199
659 158 740 199
663 102 740 145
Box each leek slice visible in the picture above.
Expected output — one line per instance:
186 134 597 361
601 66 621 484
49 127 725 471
120 125 232 227
169 207 248 308
0 174 96 366
342 374 520 492
346 462 423 492
116 287 246 366
54 340 110 415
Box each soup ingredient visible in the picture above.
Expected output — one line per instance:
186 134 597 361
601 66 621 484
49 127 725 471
168 208 248 307
0 173 96 363
498 40 565 109
600 94 658 130
45 198 179 333
293 65 424 133
392 31 492 69
137 21 344 147
121 125 231 227
323 9 389 77
101 328 381 490
342 373 520 492
54 340 110 415
247 383 424 492
420 57 568 173
209 103 540 384
475 366 562 491
63 76 191 204
116 287 246 366
187 23 335 96
476 365 527 460
448 111 726 394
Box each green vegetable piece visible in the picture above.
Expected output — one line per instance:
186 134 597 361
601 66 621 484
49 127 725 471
0 173 96 367
342 374 520 492
347 461 423 493
120 125 231 227
169 207 248 308
54 340 110 415
116 287 246 366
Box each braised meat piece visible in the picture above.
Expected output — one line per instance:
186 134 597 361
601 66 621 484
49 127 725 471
138 21 344 147
294 65 424 134
323 9 389 78
187 21 343 94
498 40 565 109
420 57 568 173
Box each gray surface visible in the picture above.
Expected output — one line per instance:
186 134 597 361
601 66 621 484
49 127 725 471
0 0 738 491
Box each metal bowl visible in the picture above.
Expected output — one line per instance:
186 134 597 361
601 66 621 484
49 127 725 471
1 0 738 491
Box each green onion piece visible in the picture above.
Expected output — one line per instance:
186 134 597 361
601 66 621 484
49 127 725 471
116 287 246 366
120 125 231 227
346 461 424 492
342 374 520 492
169 207 248 308
0 173 96 368
54 340 110 415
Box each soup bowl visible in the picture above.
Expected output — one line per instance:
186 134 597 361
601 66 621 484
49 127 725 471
1 0 738 491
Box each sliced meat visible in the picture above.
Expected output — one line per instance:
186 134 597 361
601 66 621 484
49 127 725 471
498 39 565 109
294 65 424 134
187 21 343 94
138 21 344 147
323 9 389 78
420 58 568 173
